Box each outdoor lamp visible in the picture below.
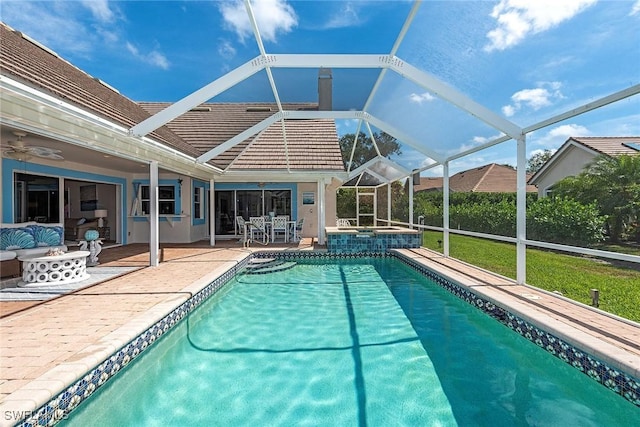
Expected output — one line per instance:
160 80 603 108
94 209 108 227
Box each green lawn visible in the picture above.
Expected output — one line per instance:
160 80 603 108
422 231 640 322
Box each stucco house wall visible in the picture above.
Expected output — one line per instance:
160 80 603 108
533 146 596 197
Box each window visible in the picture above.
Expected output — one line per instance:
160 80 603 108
140 185 176 215
194 186 203 219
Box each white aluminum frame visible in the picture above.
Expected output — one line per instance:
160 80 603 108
124 0 639 282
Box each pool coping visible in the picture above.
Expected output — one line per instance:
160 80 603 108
6 249 640 426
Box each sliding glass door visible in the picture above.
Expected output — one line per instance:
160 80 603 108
14 173 60 223
214 189 291 236
236 190 263 220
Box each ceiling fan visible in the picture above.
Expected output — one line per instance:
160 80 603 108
2 131 63 161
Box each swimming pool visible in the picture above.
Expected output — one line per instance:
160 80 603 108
53 256 637 426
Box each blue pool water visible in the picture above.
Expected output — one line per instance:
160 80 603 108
60 258 637 426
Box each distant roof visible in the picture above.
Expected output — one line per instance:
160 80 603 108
413 177 443 192
415 163 536 193
528 136 640 184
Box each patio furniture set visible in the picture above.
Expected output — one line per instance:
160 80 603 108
236 216 304 247
0 221 102 285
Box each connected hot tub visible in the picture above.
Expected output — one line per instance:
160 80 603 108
325 226 421 253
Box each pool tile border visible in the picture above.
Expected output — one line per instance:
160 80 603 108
17 252 639 425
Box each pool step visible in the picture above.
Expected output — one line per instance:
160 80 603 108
245 259 296 274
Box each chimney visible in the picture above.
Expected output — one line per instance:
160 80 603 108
318 68 332 111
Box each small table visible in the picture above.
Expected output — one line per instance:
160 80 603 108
97 227 110 240
18 251 90 285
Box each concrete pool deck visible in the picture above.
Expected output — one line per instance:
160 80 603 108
1 241 639 425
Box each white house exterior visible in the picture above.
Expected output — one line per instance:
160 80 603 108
528 136 640 197
1 23 346 247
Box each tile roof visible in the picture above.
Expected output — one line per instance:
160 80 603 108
413 177 443 192
229 118 345 171
138 103 345 171
569 137 640 156
0 23 200 158
415 163 537 193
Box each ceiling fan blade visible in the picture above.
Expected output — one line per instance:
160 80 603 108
29 146 62 156
2 148 33 161
36 151 65 160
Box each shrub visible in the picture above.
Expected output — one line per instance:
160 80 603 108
527 197 606 246
413 192 605 246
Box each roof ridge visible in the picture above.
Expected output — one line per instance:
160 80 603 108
225 127 269 171
472 163 495 192
3 24 121 96
572 136 640 139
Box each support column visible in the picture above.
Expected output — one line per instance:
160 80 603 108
317 179 326 245
59 177 65 224
387 183 392 224
149 161 159 267
210 179 215 246
516 136 527 284
356 188 360 226
373 188 377 226
443 161 450 257
409 174 414 228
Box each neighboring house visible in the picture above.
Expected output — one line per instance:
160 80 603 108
0 23 345 244
528 137 640 197
413 163 537 193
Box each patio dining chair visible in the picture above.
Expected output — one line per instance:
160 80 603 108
271 216 289 242
235 216 246 234
290 217 304 242
249 216 269 245
336 218 351 227
236 216 250 246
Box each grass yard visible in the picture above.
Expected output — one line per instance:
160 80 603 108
422 231 640 322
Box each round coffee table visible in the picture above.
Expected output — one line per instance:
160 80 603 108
18 251 90 285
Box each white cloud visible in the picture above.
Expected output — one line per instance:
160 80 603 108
631 0 640 15
80 0 116 23
502 81 564 117
409 92 436 105
501 105 516 117
323 2 362 29
1 2 95 55
531 123 591 147
455 133 505 154
126 42 170 70
220 0 297 42
484 0 598 52
217 39 237 60
0 1 123 58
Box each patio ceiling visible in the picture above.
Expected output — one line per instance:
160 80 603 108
128 0 638 184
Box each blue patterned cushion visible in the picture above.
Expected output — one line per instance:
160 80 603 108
0 228 36 250
30 225 64 247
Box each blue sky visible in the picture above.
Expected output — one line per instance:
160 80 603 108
1 0 639 176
